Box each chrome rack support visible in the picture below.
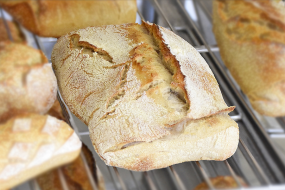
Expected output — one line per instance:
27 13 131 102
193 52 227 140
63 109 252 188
224 160 243 188
113 167 128 190
144 172 158 190
0 8 13 41
169 166 187 190
195 161 215 190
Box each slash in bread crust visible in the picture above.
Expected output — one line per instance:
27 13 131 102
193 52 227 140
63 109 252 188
52 22 238 171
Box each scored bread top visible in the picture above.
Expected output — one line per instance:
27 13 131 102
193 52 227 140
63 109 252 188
52 22 233 157
0 42 57 122
0 113 82 189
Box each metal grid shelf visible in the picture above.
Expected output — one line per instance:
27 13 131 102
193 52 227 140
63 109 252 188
1 0 285 190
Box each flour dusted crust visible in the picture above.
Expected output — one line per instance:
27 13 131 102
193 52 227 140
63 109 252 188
213 0 285 117
0 42 57 122
0 0 137 38
52 22 238 171
0 114 82 189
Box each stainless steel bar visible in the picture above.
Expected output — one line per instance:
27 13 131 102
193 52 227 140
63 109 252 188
130 171 140 190
197 0 213 20
195 161 215 190
231 114 243 121
80 151 98 190
107 167 119 190
137 9 145 21
29 180 40 190
32 34 46 53
270 134 285 138
267 129 285 134
239 139 271 185
144 172 158 190
169 166 187 190
195 45 219 52
224 160 243 188
57 168 70 190
152 0 176 32
209 162 219 177
0 8 14 41
113 167 128 190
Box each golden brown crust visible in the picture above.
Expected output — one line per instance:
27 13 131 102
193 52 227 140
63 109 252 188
0 0 137 38
193 176 248 190
52 23 238 171
0 20 25 43
213 0 285 117
0 42 57 123
47 100 65 121
0 113 82 189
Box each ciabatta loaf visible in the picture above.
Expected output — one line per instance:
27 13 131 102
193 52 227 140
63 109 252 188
37 145 105 190
0 0 136 38
0 42 57 122
213 0 285 117
52 22 239 171
0 114 82 190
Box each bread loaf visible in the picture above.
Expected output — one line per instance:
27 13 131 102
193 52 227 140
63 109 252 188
37 144 105 190
0 20 25 43
47 100 65 121
0 42 57 122
52 22 239 171
193 176 247 190
0 113 82 189
0 0 137 38
213 0 285 117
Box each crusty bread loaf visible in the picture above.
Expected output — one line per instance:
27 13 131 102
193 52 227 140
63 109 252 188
0 20 25 43
37 144 105 190
193 176 247 190
0 0 136 38
0 113 82 190
52 22 238 171
0 42 57 122
213 0 285 117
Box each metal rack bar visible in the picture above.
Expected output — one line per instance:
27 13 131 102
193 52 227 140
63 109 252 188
0 8 13 41
224 160 243 188
239 139 271 185
58 168 70 190
144 172 158 190
113 167 128 190
107 167 119 190
80 151 99 190
169 166 187 190
196 0 213 20
195 162 215 190
130 171 140 190
152 0 176 32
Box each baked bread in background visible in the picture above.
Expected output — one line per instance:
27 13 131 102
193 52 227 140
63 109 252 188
213 0 285 117
52 21 239 171
0 42 57 122
47 100 65 121
37 144 105 190
0 113 82 190
0 20 25 43
193 176 248 190
0 0 137 38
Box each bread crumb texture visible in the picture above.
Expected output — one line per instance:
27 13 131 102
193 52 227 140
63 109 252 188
52 22 238 171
